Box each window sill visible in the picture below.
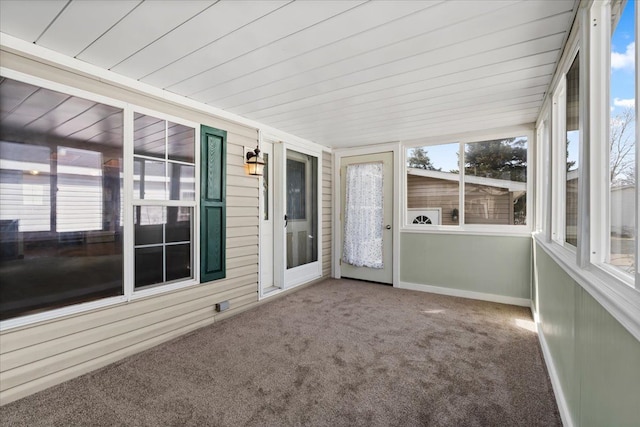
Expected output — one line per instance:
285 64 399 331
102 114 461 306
0 295 128 332
533 233 640 342
0 279 202 332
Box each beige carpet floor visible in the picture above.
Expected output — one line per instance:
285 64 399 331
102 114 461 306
0 279 561 426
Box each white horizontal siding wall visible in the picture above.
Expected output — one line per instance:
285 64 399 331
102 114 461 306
0 49 329 405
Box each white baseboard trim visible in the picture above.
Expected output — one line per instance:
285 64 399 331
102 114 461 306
531 307 575 427
398 281 531 307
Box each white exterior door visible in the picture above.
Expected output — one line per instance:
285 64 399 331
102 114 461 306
340 152 393 284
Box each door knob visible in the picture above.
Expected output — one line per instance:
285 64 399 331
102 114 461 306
385 224 391 230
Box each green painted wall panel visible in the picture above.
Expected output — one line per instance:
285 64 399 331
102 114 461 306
534 245 580 423
534 242 640 426
400 233 531 299
577 291 640 427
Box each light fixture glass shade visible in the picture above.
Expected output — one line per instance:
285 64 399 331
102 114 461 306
246 148 265 176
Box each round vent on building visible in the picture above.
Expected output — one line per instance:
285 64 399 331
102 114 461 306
413 215 432 225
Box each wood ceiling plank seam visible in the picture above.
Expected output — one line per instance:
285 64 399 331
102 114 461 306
36 1 141 58
186 0 444 99
109 1 221 71
202 0 518 105
140 0 302 90
23 96 89 130
302 101 543 140
203 3 572 107
67 115 124 146
112 1 291 80
73 0 145 59
0 81 39 122
0 0 68 42
33 0 71 44
262 65 556 126
52 103 122 135
309 105 543 141
231 31 566 115
77 1 213 69
286 80 550 125
254 64 555 127
240 48 561 120
287 91 547 137
165 0 368 94
0 88 67 127
330 109 540 145
276 76 553 132
138 0 296 84
65 110 123 140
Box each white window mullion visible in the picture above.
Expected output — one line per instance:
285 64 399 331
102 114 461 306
635 0 640 288
458 142 465 226
577 8 591 268
123 105 135 300
589 1 611 267
552 81 567 245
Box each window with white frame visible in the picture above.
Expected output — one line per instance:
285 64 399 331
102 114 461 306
406 143 459 226
133 113 196 289
608 0 636 277
0 77 124 320
551 51 581 248
545 0 639 297
405 135 528 228
565 54 580 247
0 75 203 324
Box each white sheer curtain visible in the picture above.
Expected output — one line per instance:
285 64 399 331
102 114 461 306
342 162 383 268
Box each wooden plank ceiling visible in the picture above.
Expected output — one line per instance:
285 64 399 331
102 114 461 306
0 0 578 148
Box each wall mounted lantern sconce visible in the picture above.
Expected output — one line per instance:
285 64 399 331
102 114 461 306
451 208 459 222
245 146 265 176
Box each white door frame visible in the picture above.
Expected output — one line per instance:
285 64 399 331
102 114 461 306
258 135 276 299
333 142 402 287
259 134 323 299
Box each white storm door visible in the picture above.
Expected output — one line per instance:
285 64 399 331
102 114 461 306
283 147 321 288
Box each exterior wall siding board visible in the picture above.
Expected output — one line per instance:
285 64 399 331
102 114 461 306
0 316 217 405
1 283 257 375
0 272 257 355
0 48 272 405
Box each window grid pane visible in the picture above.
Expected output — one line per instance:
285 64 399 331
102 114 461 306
565 54 580 247
134 205 193 290
464 137 528 226
406 143 460 226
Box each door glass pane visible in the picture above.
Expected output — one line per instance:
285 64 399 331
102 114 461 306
263 153 269 221
565 54 580 246
286 150 317 269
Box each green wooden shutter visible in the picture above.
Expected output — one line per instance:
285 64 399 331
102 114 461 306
200 125 226 282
